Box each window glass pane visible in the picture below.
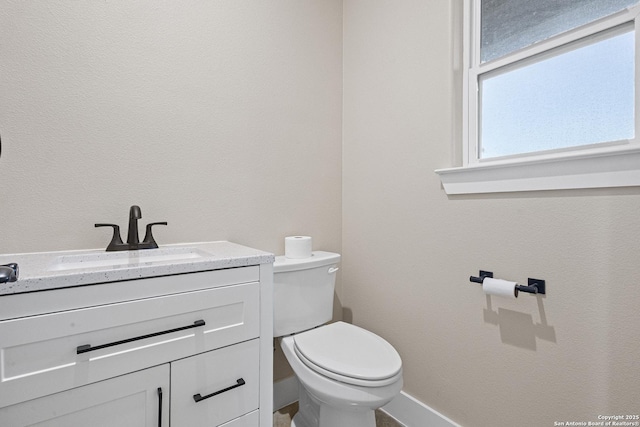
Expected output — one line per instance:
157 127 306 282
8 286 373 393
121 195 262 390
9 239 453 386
479 27 635 159
481 0 638 63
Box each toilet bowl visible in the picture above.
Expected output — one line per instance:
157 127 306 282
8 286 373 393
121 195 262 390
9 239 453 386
280 322 403 427
273 252 403 427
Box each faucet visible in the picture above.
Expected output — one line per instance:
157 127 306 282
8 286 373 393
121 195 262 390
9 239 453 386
95 205 167 251
127 205 142 246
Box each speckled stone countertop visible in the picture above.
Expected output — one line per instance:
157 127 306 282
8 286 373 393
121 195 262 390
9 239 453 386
0 241 274 296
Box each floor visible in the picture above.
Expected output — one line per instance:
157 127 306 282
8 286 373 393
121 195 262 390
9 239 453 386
273 402 404 427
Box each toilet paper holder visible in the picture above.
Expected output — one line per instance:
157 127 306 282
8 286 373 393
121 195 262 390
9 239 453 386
469 270 546 295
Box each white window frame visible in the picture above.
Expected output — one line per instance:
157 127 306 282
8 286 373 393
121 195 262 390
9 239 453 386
436 1 640 194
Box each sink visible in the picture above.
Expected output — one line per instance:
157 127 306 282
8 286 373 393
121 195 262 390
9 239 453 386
49 247 209 272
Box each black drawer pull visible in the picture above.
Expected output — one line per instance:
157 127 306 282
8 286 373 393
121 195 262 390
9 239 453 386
76 319 206 354
193 378 246 403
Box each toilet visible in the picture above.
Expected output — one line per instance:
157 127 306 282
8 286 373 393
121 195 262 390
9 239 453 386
274 251 403 427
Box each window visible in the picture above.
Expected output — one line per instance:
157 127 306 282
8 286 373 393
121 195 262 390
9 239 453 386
436 0 640 194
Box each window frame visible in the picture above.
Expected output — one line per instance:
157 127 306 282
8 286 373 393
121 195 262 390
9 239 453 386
436 0 640 194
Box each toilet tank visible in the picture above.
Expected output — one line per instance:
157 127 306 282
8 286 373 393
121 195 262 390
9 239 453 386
273 251 340 337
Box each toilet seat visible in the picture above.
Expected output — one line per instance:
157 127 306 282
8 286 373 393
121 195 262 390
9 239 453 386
293 322 402 387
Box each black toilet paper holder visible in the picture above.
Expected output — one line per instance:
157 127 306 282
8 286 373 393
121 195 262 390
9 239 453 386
469 270 546 295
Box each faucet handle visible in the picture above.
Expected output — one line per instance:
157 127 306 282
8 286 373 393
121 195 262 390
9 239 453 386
141 222 167 249
95 223 125 251
0 263 19 284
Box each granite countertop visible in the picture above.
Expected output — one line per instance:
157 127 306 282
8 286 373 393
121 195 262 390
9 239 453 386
0 241 274 296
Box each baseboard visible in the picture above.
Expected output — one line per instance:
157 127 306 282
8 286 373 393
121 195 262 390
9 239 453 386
273 377 459 427
381 391 461 427
273 376 298 411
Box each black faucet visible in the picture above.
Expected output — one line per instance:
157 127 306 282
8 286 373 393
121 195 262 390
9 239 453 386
127 205 142 246
95 205 167 251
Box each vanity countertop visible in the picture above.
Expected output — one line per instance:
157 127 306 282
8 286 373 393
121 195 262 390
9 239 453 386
0 241 274 296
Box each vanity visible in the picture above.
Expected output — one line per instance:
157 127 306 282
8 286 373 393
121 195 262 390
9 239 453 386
0 241 274 427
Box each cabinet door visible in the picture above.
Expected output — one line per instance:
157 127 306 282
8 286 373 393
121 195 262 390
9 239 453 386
171 339 260 426
0 364 169 427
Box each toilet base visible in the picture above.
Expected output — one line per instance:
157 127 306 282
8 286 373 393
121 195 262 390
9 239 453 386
291 403 376 427
318 404 376 427
292 379 377 427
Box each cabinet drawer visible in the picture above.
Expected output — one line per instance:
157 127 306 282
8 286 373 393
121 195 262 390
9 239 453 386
219 410 259 427
0 282 259 408
0 266 260 321
171 339 260 427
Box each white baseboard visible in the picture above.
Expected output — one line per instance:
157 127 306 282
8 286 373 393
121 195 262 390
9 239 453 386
274 376 460 427
273 376 298 411
381 391 461 427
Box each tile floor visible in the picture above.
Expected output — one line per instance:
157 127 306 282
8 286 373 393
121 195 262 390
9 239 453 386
273 402 404 427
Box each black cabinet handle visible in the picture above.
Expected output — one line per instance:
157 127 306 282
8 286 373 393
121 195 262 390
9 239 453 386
193 378 246 403
157 387 163 427
76 320 206 354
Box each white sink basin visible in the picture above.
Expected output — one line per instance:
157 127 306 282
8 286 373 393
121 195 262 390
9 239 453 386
49 247 209 272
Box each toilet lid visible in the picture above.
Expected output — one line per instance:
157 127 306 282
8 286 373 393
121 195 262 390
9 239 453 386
293 322 402 383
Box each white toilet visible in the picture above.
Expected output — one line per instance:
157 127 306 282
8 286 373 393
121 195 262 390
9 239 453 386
274 251 403 427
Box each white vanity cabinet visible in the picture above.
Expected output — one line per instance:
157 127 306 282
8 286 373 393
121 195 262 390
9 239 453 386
0 243 274 427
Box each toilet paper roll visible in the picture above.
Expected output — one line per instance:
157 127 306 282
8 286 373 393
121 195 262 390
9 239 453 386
285 236 313 259
483 278 518 299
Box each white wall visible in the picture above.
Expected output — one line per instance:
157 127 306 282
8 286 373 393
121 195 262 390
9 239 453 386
343 1 640 426
0 0 343 259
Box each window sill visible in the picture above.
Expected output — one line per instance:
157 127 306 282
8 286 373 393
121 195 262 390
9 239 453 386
435 146 640 194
